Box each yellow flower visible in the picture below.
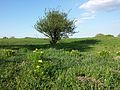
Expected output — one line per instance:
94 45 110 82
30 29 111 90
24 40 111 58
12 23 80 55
35 48 38 51
33 50 36 52
33 48 38 52
38 60 42 63
36 65 40 68
40 51 43 54
72 50 75 52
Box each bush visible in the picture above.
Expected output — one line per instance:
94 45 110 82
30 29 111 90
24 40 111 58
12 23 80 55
95 33 105 37
98 50 110 57
10 36 15 39
116 51 120 56
19 48 28 53
117 34 120 37
70 50 81 56
0 49 16 59
105 34 114 37
24 37 32 39
95 34 114 38
3 37 8 39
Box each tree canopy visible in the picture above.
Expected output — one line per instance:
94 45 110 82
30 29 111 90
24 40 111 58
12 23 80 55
34 9 76 44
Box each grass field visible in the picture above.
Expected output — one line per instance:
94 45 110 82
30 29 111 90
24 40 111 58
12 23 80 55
0 36 120 90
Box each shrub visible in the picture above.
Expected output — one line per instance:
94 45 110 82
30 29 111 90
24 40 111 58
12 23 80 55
3 36 8 39
24 37 32 39
0 49 16 59
98 50 110 57
70 50 81 56
116 51 120 56
4 49 15 57
10 36 15 39
19 48 28 53
27 48 44 61
117 34 120 37
95 33 105 37
105 34 114 37
95 34 114 38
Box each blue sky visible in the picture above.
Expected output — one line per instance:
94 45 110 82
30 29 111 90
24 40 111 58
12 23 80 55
0 0 120 38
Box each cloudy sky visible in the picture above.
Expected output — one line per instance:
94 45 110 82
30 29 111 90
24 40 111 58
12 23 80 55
0 0 120 38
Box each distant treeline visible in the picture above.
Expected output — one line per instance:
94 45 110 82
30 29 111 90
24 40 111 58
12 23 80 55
1 33 120 39
95 33 120 38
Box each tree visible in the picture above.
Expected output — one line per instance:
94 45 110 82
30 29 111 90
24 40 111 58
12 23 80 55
34 9 76 44
117 33 120 37
3 36 8 39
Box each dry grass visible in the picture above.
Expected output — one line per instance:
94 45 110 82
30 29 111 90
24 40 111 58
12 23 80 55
113 56 120 60
77 76 100 84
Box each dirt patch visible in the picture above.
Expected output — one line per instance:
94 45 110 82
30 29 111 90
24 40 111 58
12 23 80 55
77 76 100 84
113 56 120 60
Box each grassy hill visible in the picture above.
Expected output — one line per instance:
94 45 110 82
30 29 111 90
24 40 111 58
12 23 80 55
0 37 120 90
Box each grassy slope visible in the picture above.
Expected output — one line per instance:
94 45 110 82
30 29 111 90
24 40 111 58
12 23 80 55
0 37 120 90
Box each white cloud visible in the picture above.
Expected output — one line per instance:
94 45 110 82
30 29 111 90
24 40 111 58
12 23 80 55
75 12 96 26
80 0 120 12
76 0 120 26
80 12 96 20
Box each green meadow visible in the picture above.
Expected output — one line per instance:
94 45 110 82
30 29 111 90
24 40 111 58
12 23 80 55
0 36 120 90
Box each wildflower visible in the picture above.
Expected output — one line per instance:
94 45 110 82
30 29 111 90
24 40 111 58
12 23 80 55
33 50 36 52
35 48 38 51
33 48 38 52
72 50 75 52
38 60 42 63
71 50 74 54
41 72 44 74
36 65 40 68
70 50 80 55
116 51 120 55
40 51 43 54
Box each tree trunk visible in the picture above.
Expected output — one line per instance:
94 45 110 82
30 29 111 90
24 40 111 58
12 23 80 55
50 39 57 44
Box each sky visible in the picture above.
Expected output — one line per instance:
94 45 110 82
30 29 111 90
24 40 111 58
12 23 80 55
0 0 120 38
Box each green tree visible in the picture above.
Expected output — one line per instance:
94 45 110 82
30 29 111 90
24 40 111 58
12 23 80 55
117 33 120 37
34 9 76 44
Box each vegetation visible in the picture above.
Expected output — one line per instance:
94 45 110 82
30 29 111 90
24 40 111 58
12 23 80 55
117 33 120 37
0 36 120 90
2 37 8 39
95 33 114 38
34 9 75 44
95 33 105 37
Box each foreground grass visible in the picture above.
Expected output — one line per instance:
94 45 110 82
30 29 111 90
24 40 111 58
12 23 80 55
0 37 120 90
